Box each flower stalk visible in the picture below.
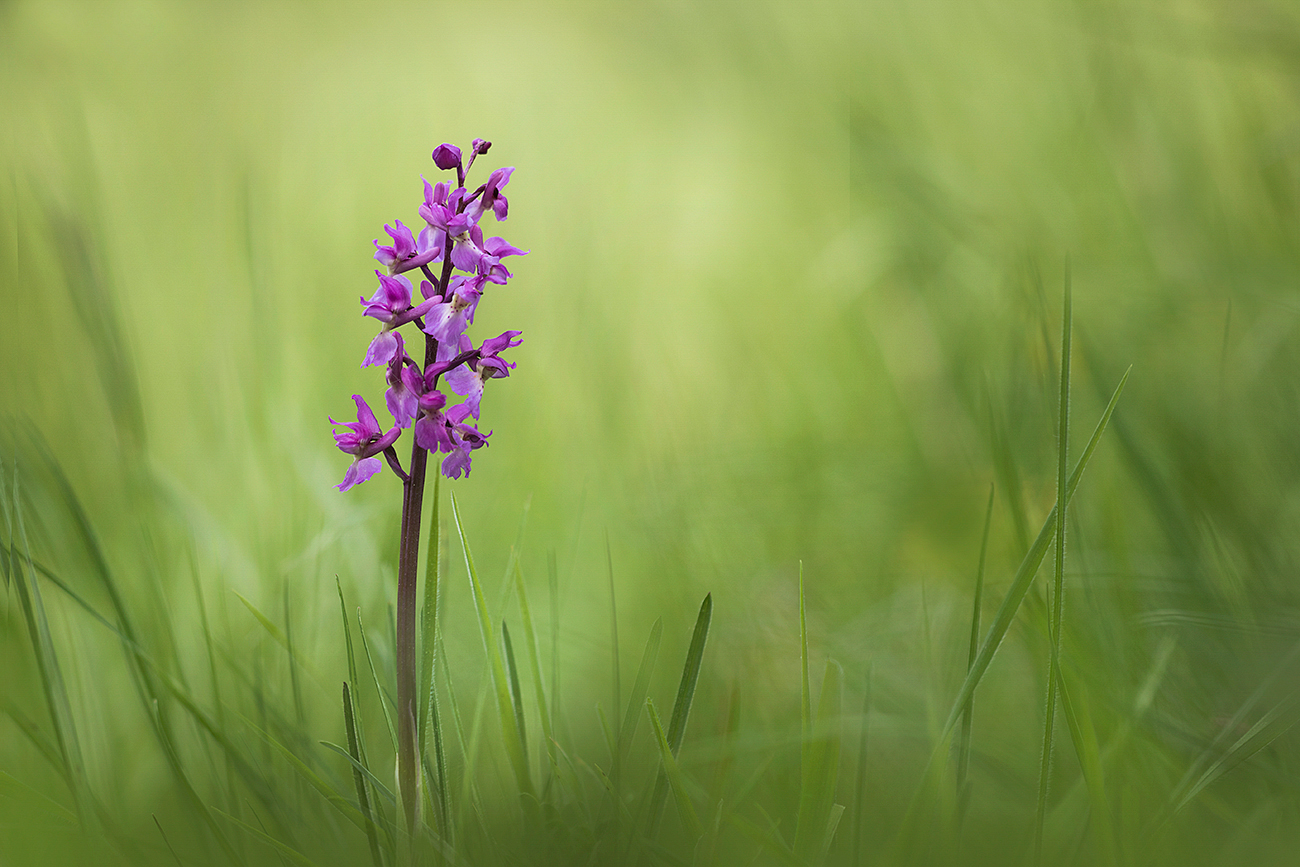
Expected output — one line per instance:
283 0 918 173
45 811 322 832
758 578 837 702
330 138 527 837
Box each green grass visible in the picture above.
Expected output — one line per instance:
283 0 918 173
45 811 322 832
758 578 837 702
6 0 1300 864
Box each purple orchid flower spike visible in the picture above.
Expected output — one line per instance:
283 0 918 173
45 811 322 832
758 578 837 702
445 330 521 419
331 395 401 491
361 271 439 367
373 219 442 275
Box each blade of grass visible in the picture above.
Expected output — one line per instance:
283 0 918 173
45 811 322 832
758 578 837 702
356 607 398 754
449 491 532 797
341 683 384 867
1034 269 1072 864
321 739 398 808
795 659 844 865
941 364 1130 738
957 484 995 820
1057 669 1116 867
8 462 94 830
647 698 702 839
618 618 664 778
647 592 713 839
419 473 449 842
214 808 322 867
851 664 872 867
501 620 529 772
607 535 622 749
547 549 561 742
513 558 556 783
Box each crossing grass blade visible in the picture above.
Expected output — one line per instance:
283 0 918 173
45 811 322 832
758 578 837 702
940 364 1130 739
340 683 384 867
1033 266 1072 863
450 491 533 798
214 807 323 867
617 618 664 777
0 767 78 827
957 484 994 817
647 592 713 839
7 462 94 830
321 739 398 808
646 698 702 840
501 620 529 771
356 606 399 754
513 558 557 780
1057 668 1117 867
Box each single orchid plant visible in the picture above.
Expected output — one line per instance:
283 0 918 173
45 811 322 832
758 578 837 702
328 139 526 833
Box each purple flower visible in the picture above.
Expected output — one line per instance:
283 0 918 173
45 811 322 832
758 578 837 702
444 330 521 419
413 388 455 453
440 403 491 479
464 166 514 224
383 334 424 428
373 219 442 275
432 143 462 171
423 275 485 359
331 395 401 491
361 271 438 367
419 179 472 238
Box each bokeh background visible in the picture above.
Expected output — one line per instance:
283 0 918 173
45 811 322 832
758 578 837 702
4 0 1300 864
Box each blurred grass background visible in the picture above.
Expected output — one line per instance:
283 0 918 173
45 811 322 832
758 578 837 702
4 0 1300 864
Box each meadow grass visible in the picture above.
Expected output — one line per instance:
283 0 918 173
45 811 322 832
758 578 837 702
5 1 1300 864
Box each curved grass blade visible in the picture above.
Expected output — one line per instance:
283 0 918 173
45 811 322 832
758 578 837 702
941 365 1130 738
647 592 713 839
340 683 384 867
321 739 398 808
513 558 557 781
647 698 702 839
1034 271 1072 863
449 491 532 797
851 664 872 867
356 607 398 753
214 808 322 867
957 484 994 819
617 618 664 777
502 620 529 771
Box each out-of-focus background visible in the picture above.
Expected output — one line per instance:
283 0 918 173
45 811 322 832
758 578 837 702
4 1 1300 864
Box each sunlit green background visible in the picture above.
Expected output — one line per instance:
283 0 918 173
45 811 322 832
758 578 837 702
4 0 1300 864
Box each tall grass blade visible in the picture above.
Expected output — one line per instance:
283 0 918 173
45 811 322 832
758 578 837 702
795 659 844 865
342 683 384 867
214 808 322 867
646 698 702 839
419 473 449 842
501 620 529 771
449 491 533 797
357 607 399 753
9 462 94 829
957 484 995 820
618 618 664 776
607 535 622 741
940 364 1130 737
851 664 872 867
547 549 561 739
647 592 713 839
513 558 556 781
1033 268 1072 863
1057 669 1117 867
